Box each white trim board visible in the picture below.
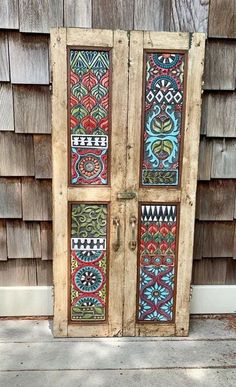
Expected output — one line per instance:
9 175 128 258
0 285 235 317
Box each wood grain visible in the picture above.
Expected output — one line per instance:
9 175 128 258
7 221 41 259
13 85 51 134
64 0 92 27
203 222 235 258
204 41 236 90
196 180 236 221
211 140 236 179
209 0 236 38
19 0 63 33
0 259 37 286
0 33 10 81
226 258 236 283
0 84 14 131
193 221 204 260
0 133 35 176
41 222 52 260
9 32 49 85
92 0 134 29
22 178 52 221
0 0 19 29
36 259 53 284
198 136 212 180
34 135 52 179
0 179 22 219
0 220 7 261
170 0 209 33
202 92 236 137
192 258 227 285
134 0 171 30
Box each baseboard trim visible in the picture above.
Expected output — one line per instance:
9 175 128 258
190 285 236 314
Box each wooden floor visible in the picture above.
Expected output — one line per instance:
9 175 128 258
0 317 235 386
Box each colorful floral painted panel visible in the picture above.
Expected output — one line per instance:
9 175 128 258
70 204 108 321
69 50 110 185
141 53 185 186
137 205 177 322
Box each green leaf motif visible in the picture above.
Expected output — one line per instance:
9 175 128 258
152 140 173 160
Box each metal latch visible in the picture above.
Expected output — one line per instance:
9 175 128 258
117 191 136 200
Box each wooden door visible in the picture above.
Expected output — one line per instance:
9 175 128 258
51 28 205 337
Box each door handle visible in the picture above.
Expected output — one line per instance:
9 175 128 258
112 217 120 252
129 215 137 251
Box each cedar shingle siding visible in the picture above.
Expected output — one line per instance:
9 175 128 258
0 0 235 286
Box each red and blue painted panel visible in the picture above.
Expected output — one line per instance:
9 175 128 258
70 204 108 321
69 50 110 185
137 205 177 322
141 53 186 186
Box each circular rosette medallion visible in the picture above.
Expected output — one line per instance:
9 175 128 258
75 250 104 264
153 53 180 69
78 154 102 180
73 266 104 293
73 296 104 308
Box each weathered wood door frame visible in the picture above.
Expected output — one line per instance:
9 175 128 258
51 28 205 337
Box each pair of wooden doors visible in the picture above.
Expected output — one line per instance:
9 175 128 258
51 28 205 337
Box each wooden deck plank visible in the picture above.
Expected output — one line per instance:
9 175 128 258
209 0 236 38
0 179 22 219
0 33 10 81
211 139 236 179
13 85 51 134
92 0 134 29
9 32 49 85
34 135 52 179
170 0 209 33
0 133 35 177
7 221 41 259
0 84 14 131
64 0 92 27
19 0 63 33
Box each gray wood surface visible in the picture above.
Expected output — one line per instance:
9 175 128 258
193 221 204 260
13 85 51 134
198 136 212 180
9 32 49 84
202 92 236 137
0 179 22 219
209 0 236 38
92 0 134 29
22 179 52 221
64 0 92 27
0 220 7 261
7 221 41 259
41 222 52 260
196 180 235 221
193 258 227 284
211 140 236 179
34 135 52 178
0 133 35 176
36 259 53 284
19 0 63 33
0 33 10 81
0 0 19 29
134 0 171 30
0 84 14 131
204 41 236 90
203 222 235 258
170 0 209 33
0 259 37 285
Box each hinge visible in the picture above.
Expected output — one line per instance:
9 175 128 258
189 32 193 49
189 285 193 301
51 285 54 298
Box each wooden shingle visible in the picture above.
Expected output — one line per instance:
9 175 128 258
198 136 212 181
22 178 52 221
0 0 19 29
19 0 63 33
211 139 236 179
202 222 235 258
0 84 14 131
13 85 51 134
209 0 236 38
0 132 35 176
92 0 134 29
0 33 10 81
0 259 38 286
9 32 49 84
34 135 52 179
226 259 236 283
192 258 227 285
202 92 236 137
170 0 209 33
36 259 53 285
64 0 92 27
134 0 171 30
41 222 52 260
204 40 236 90
0 220 7 261
193 221 204 260
196 180 236 221
0 179 22 219
7 221 41 259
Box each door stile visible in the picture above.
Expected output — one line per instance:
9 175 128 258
175 33 205 336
